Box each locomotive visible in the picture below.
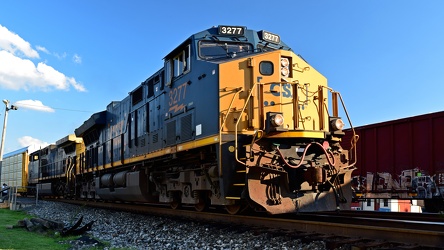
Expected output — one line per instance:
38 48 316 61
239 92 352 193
4 25 358 214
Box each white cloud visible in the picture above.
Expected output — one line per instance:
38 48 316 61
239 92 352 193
0 50 86 91
18 136 50 153
14 100 55 112
0 25 39 58
36 45 49 54
54 52 67 60
0 24 86 92
67 76 86 92
73 54 82 64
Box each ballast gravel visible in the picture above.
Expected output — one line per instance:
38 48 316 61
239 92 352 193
24 201 327 250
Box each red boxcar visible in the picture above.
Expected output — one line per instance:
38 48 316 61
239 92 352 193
343 111 444 211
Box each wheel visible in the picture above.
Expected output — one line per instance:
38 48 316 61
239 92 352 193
169 191 182 210
225 204 242 215
55 182 65 196
194 198 208 212
170 200 181 210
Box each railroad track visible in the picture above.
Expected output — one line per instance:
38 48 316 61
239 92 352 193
315 210 444 223
55 199 444 249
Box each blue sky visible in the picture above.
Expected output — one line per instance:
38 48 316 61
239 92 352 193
1 1 444 153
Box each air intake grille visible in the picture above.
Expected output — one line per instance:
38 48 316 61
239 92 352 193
166 120 176 145
181 114 193 141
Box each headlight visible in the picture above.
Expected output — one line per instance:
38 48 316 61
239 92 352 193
271 113 284 127
266 112 287 133
281 58 290 67
281 57 291 77
281 67 289 77
331 118 345 131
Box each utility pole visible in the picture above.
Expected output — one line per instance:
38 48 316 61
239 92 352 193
0 99 18 162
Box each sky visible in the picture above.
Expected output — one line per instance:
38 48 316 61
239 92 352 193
0 1 444 154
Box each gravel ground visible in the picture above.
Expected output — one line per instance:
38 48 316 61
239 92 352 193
23 201 328 250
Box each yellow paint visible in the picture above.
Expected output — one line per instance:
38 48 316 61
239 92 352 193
265 131 325 139
225 197 241 200
219 50 330 134
177 136 219 151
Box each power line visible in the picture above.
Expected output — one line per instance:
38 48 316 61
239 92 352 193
48 106 95 113
16 103 96 113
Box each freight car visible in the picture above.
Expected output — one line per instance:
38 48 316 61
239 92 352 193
0 147 29 195
343 111 444 212
3 25 357 214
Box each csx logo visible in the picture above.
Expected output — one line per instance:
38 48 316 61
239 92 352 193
270 83 292 97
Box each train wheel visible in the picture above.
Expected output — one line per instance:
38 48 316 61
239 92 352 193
55 182 65 196
194 191 209 212
169 191 182 209
225 204 241 215
170 200 181 210
194 199 208 212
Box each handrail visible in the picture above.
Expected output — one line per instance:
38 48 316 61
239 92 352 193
320 86 359 168
234 80 261 165
336 91 359 168
218 87 244 177
219 87 244 133
233 80 301 164
225 79 357 169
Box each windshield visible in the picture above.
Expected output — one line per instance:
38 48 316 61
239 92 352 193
199 41 253 60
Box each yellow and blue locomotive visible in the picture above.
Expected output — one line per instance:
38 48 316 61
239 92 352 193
28 135 84 197
32 25 356 214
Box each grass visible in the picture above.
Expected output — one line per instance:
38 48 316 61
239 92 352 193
0 208 72 250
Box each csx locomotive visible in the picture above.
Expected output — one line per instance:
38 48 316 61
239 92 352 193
24 25 357 214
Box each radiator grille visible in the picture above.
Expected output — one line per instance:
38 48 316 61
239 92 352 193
181 114 193 141
166 120 176 145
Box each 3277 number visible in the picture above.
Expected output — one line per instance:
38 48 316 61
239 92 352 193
262 31 280 44
219 26 245 35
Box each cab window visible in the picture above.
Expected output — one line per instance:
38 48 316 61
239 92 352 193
173 45 190 77
199 41 252 60
165 44 191 87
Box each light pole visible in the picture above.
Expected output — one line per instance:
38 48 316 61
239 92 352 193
0 100 18 162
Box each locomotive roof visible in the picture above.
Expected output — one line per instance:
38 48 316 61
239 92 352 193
164 25 292 60
74 110 107 137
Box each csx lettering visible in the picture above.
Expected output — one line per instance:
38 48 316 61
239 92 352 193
169 82 187 106
270 83 292 98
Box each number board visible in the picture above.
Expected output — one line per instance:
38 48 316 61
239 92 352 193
218 25 245 36
260 30 281 44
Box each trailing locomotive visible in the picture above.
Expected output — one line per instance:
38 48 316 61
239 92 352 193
28 135 84 197
5 26 357 214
